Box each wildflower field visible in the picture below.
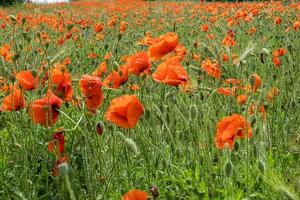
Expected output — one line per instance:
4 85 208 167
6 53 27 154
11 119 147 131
0 0 300 199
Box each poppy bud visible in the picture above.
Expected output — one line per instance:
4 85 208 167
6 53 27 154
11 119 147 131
96 122 104 137
124 138 139 155
150 186 159 199
31 70 37 78
261 48 270 56
22 17 26 24
52 84 58 91
233 141 239 151
224 160 233 177
58 162 69 176
189 104 198 121
9 15 18 24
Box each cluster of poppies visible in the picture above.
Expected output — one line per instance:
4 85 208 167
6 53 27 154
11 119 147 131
0 0 298 198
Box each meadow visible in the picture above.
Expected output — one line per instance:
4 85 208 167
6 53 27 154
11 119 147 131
0 1 299 199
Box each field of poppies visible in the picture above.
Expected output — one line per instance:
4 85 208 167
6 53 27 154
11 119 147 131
0 0 300 199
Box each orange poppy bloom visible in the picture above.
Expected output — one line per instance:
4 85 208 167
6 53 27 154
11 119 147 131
152 56 188 86
222 54 229 62
79 75 104 112
272 56 281 67
127 51 151 75
174 44 187 59
224 78 241 85
237 94 247 105
104 52 112 61
200 24 209 32
94 23 103 33
251 73 261 92
293 21 300 31
50 63 74 101
119 21 128 33
267 87 280 102
274 17 282 25
248 102 266 120
15 70 36 91
0 44 12 62
216 87 237 96
29 94 62 127
103 65 128 89
122 189 148 200
215 114 252 149
92 62 107 78
201 59 221 79
139 32 160 46
148 32 178 61
105 95 144 128
1 85 26 111
222 34 236 47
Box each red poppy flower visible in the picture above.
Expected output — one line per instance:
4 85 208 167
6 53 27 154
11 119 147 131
103 65 128 89
29 94 62 127
79 75 104 112
1 84 26 111
50 63 73 101
94 23 103 33
152 56 188 86
105 95 144 128
127 51 151 75
15 70 36 90
148 32 178 61
48 130 65 154
201 59 221 79
122 189 148 200
215 114 252 149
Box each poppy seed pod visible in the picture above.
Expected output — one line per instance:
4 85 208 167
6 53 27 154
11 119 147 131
261 48 270 56
124 138 139 155
224 160 233 178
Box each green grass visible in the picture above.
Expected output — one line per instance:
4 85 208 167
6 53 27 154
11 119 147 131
0 1 299 199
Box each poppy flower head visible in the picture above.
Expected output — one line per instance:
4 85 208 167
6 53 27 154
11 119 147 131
29 94 62 127
79 75 104 112
50 63 74 101
105 95 144 128
15 70 36 91
251 73 261 92
103 65 128 89
94 23 103 33
215 114 252 149
201 58 221 79
1 84 26 111
152 56 188 86
48 130 65 154
148 32 178 61
122 189 148 200
0 44 13 62
127 51 151 75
